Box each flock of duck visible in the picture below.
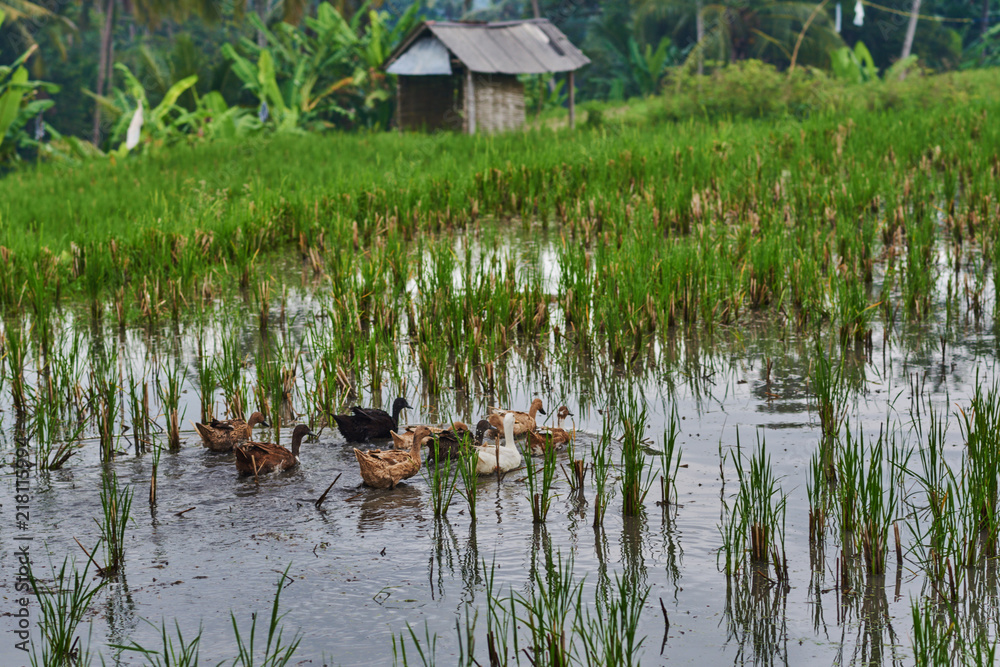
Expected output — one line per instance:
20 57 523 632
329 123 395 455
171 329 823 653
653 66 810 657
191 398 575 490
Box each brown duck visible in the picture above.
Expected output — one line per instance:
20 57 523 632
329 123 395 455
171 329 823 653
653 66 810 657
488 398 546 437
527 406 575 456
234 424 313 476
393 422 471 460
355 426 430 489
194 411 270 452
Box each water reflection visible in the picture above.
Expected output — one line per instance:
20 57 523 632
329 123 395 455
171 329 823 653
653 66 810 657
724 568 789 667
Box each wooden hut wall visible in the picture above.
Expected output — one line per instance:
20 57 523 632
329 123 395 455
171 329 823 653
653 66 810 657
397 75 461 132
469 74 524 134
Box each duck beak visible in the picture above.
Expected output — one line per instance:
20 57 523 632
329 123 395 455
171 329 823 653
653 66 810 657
538 408 546 415
261 420 271 428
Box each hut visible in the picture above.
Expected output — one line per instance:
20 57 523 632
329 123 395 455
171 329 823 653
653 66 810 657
383 19 590 134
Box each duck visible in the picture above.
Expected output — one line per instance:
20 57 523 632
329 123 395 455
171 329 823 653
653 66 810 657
526 405 575 456
392 424 460 460
472 412 522 476
234 424 313 476
355 426 430 489
333 397 413 442
194 411 270 452
488 398 546 437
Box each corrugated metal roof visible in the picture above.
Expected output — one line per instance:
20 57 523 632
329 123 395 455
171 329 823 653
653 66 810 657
384 19 590 75
386 36 453 75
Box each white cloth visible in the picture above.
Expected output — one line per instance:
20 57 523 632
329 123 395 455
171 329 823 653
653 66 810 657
835 3 842 32
853 0 865 26
126 100 143 150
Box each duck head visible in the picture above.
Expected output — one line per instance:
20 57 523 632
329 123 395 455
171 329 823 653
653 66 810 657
530 398 546 417
474 419 493 444
248 412 271 428
391 397 414 422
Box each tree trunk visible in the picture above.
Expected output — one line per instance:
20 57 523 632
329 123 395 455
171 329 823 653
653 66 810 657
696 0 705 76
983 0 991 40
899 0 921 78
530 0 540 19
92 0 115 146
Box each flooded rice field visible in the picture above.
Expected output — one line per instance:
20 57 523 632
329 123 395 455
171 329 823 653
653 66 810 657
1 226 999 666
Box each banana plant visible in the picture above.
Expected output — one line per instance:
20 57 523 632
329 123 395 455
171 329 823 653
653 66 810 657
84 62 198 152
629 36 676 96
222 1 420 130
830 40 879 83
0 8 59 163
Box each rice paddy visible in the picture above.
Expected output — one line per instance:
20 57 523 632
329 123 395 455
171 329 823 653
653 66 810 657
2 71 1000 664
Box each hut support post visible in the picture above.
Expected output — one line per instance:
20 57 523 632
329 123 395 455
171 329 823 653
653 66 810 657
568 70 575 129
466 68 476 135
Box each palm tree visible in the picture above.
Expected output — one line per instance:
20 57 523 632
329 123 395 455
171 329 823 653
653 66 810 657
635 0 844 70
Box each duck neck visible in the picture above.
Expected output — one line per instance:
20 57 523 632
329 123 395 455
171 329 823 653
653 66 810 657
503 424 516 450
291 432 305 457
410 439 422 462
391 403 403 427
528 403 539 419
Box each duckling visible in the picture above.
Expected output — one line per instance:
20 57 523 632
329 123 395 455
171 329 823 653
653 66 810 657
488 398 546 437
333 397 413 442
234 424 313 476
472 412 522 475
527 405 575 456
355 426 429 489
194 411 270 452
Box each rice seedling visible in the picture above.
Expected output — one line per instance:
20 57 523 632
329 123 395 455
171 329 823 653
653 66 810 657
4 320 31 417
809 344 847 477
524 439 557 523
392 622 439 667
97 466 134 577
195 333 216 423
454 433 480 522
149 437 162 506
720 432 787 580
155 357 184 449
807 449 830 550
618 392 655 517
515 550 585 667
125 362 153 455
590 419 614 529
216 329 249 421
959 378 1000 560
658 405 682 507
230 565 302 667
111 619 204 666
28 555 106 667
482 557 519 667
580 572 649 666
89 347 120 460
852 428 897 576
422 436 459 517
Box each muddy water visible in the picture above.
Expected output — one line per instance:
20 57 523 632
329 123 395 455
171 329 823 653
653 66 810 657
0 240 997 665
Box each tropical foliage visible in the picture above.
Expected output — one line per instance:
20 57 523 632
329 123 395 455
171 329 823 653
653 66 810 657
0 0 997 165
0 7 58 164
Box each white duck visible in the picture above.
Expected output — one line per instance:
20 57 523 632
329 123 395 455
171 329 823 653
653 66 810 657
473 412 522 475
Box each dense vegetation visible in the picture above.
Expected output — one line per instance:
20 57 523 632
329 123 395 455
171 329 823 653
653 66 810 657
2 69 998 373
1 0 998 165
